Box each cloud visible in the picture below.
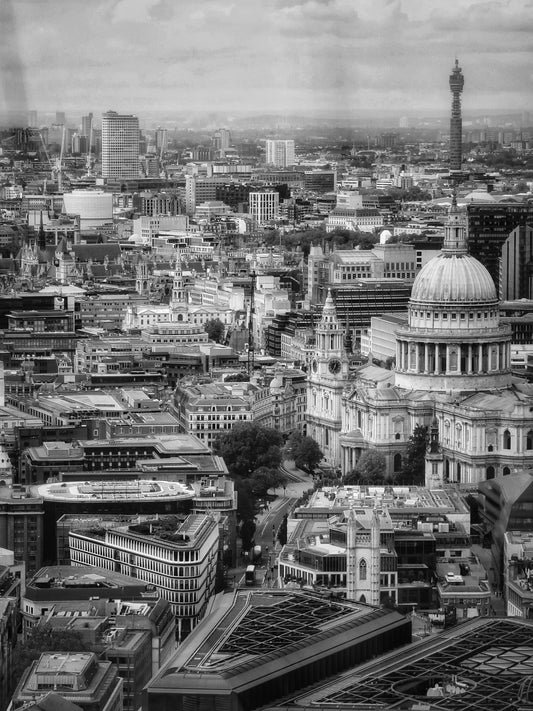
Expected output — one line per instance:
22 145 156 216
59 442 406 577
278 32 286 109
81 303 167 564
3 0 531 115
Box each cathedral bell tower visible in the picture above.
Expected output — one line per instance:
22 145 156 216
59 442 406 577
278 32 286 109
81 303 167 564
306 290 350 467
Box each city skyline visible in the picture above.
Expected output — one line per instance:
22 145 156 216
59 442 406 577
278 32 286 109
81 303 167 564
1 0 531 121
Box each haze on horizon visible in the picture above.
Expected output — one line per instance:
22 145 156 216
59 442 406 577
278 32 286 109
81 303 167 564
0 0 531 122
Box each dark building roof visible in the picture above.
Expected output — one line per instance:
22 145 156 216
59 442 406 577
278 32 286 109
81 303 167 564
146 589 410 710
273 617 533 711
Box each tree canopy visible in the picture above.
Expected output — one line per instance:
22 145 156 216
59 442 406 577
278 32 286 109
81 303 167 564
284 432 323 472
397 424 428 485
213 423 284 479
345 449 387 485
204 318 225 343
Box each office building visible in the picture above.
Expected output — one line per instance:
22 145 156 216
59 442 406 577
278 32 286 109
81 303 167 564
69 513 219 639
145 589 410 711
155 127 167 154
467 202 533 295
500 224 533 300
81 112 93 140
449 59 464 173
265 139 295 167
211 128 231 157
249 190 279 225
101 111 139 180
62 189 113 229
173 382 253 448
21 564 156 636
12 652 123 711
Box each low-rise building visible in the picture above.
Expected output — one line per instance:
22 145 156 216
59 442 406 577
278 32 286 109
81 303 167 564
173 382 253 448
11 652 123 711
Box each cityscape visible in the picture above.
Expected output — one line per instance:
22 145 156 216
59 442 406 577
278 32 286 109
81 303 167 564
0 1 532 710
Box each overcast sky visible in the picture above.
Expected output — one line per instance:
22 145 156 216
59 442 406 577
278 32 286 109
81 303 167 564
1 0 532 120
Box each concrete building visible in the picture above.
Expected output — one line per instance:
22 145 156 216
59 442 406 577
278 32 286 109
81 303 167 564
69 513 219 639
12 652 123 711
36 597 175 711
501 224 533 301
249 190 279 225
101 111 139 181
173 382 253 448
62 190 113 230
21 564 158 637
265 139 295 167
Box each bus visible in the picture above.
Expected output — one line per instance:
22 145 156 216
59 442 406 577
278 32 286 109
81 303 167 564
245 565 256 586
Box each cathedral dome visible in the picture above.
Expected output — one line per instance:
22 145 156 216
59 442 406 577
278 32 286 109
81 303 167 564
410 252 497 306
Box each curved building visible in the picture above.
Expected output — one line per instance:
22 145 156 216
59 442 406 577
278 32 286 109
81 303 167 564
63 189 113 229
35 479 194 562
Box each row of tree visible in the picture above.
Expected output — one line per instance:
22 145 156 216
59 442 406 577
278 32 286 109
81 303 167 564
213 423 324 522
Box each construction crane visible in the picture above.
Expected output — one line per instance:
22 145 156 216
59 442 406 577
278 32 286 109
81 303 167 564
53 125 66 191
39 127 66 191
85 115 94 176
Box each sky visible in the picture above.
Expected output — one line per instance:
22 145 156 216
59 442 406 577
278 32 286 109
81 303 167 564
1 0 532 121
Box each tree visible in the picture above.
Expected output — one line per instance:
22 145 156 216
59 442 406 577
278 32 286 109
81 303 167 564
213 423 284 479
397 424 428 485
12 625 93 688
205 318 225 343
277 513 288 546
345 449 387 485
240 519 256 551
233 478 255 522
284 432 323 472
250 467 287 497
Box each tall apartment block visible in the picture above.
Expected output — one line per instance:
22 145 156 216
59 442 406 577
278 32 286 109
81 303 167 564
265 139 295 167
249 190 279 225
449 59 464 173
101 111 140 180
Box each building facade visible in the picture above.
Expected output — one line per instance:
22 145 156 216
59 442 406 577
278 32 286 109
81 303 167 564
69 513 219 639
101 111 139 180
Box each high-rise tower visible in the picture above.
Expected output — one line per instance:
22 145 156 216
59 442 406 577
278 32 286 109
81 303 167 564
101 111 140 180
449 59 464 173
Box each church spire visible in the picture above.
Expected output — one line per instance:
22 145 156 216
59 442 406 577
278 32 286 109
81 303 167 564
170 245 186 310
38 211 46 251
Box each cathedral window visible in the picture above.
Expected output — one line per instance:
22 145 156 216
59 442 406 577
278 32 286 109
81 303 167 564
394 453 402 471
503 430 511 450
359 559 367 581
527 431 533 450
503 466 510 476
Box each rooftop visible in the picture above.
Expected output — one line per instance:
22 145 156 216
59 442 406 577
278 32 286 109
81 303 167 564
287 618 533 711
151 589 406 690
35 479 194 502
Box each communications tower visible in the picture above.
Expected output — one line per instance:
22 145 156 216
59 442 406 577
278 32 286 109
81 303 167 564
449 59 464 174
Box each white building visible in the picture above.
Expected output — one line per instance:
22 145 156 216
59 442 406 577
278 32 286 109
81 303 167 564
69 513 219 639
132 215 189 246
249 191 279 225
62 189 113 230
265 139 295 167
101 111 139 180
